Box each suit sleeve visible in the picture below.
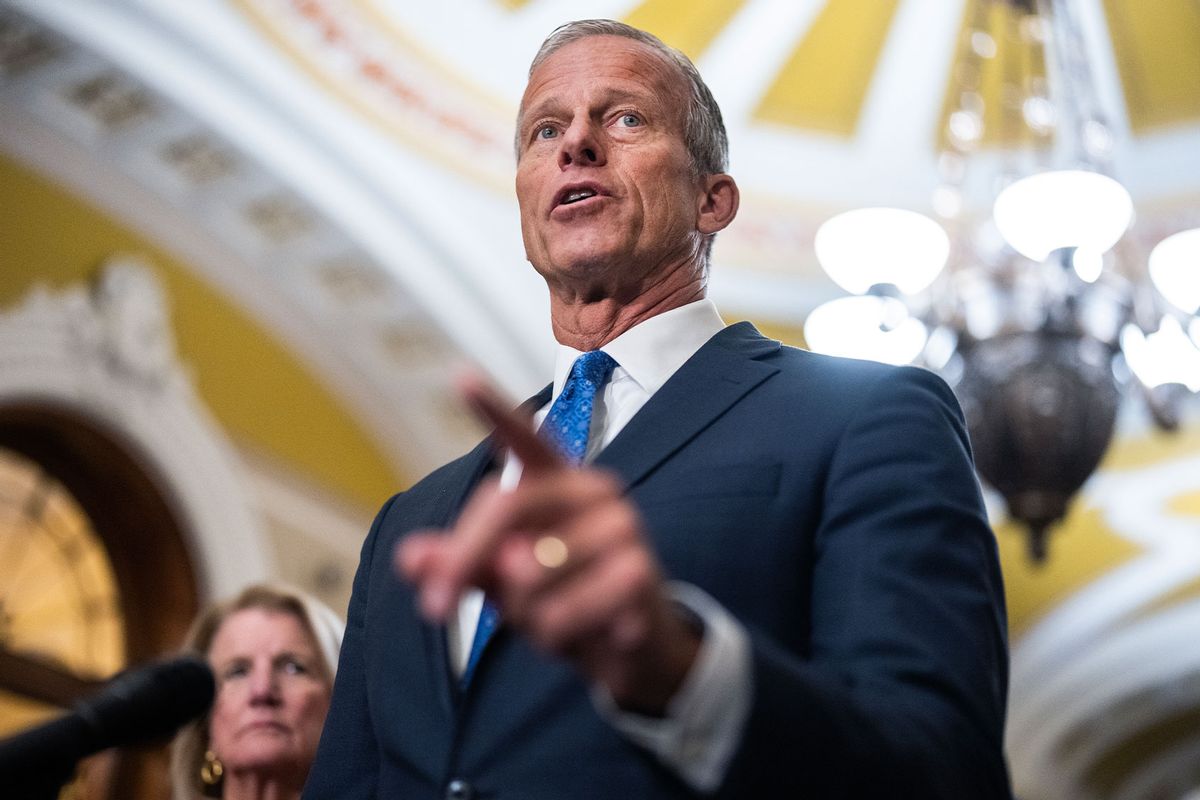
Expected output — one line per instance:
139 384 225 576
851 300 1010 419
719 366 1012 799
303 493 399 800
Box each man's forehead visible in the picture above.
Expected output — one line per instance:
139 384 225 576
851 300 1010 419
521 84 660 118
518 35 684 115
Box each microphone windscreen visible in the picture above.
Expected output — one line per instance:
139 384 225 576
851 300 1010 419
0 655 215 794
75 655 215 750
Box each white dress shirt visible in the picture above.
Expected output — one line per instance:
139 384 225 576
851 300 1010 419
448 298 752 792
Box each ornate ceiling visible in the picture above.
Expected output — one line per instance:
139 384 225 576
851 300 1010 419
2 2 1200 799
5 0 1198 423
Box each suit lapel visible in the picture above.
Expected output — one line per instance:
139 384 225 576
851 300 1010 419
461 325 781 752
409 436 501 717
595 321 780 488
442 386 553 703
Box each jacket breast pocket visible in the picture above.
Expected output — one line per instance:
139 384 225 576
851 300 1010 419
632 462 808 609
633 461 782 505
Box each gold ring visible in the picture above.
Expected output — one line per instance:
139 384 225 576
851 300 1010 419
533 535 569 569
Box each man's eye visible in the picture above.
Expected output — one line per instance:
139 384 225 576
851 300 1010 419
619 113 642 127
536 126 557 140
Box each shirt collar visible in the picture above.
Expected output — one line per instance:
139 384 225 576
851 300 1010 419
551 298 725 399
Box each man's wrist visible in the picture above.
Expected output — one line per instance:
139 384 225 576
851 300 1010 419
607 602 703 716
591 582 753 793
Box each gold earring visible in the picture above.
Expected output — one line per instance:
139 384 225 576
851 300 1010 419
200 749 224 787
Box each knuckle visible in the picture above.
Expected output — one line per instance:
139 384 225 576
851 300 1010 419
490 489 520 519
530 604 570 651
613 505 641 536
591 470 623 496
616 548 655 590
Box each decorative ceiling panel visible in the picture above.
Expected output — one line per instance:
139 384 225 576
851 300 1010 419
1102 0 1200 134
937 0 1051 150
623 0 749 61
753 0 901 136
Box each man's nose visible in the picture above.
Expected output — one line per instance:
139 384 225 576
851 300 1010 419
558 119 605 168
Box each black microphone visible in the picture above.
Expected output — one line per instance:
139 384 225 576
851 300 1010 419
0 656 215 796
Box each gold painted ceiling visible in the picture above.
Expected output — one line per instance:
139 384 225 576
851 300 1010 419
2 3 1200 797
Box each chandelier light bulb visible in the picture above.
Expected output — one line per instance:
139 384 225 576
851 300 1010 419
1072 248 1103 283
813 208 950 295
1148 228 1200 314
1082 120 1114 159
803 296 928 366
949 110 983 146
1021 96 1055 133
1119 318 1200 392
931 185 962 219
992 170 1133 261
970 30 997 58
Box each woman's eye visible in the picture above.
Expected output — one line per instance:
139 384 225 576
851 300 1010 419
221 663 249 681
281 658 309 675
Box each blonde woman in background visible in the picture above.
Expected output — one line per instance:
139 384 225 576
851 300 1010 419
171 584 344 800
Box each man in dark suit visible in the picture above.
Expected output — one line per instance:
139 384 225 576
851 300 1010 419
305 19 1011 800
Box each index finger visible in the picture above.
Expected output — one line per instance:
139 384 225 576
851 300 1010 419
458 371 563 475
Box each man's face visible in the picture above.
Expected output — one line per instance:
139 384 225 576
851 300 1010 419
515 35 705 297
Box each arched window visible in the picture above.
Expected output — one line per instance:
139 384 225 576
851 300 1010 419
0 407 200 800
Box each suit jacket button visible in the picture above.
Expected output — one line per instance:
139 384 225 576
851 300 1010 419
445 778 475 800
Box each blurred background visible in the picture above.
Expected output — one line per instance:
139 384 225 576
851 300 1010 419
0 1 1197 798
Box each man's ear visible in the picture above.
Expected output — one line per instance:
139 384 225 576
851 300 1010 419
696 173 740 235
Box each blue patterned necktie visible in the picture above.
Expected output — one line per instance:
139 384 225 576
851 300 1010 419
461 351 619 687
539 350 620 465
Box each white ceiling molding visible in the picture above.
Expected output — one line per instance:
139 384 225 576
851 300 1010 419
0 4 524 476
0 256 272 600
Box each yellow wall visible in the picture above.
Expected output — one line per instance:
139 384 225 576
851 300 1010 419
0 154 406 511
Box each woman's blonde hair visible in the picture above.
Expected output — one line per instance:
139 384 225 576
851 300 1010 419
168 583 344 799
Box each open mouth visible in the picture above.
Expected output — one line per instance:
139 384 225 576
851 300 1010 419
554 184 605 208
561 188 596 205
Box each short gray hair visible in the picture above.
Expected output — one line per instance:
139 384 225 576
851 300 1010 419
169 583 345 800
522 19 729 176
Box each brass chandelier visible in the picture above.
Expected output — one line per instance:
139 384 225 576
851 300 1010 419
805 0 1200 560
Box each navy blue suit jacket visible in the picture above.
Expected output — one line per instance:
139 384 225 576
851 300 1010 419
305 322 1012 799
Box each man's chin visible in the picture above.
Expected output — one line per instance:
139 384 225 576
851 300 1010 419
537 247 625 281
